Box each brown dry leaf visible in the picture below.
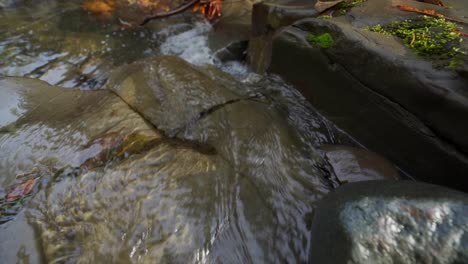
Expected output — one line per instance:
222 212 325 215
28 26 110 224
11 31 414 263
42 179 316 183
6 178 38 202
193 0 222 20
82 0 115 16
192 2 207 15
137 0 159 9
137 0 173 13
207 0 222 20
397 5 467 26
454 30 468 37
423 8 437 16
398 5 441 16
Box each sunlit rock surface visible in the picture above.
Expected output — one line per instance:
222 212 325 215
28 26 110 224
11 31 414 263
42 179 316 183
105 56 338 262
107 56 245 135
0 55 345 263
0 77 158 189
309 181 468 264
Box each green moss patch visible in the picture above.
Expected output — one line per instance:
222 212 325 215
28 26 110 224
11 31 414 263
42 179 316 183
307 33 334 48
367 16 465 60
335 0 367 16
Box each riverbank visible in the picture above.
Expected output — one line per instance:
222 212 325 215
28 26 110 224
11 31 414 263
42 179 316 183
247 0 468 191
0 0 467 262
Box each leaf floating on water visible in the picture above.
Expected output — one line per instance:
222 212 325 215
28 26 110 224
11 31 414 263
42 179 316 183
137 0 172 13
193 0 222 20
82 0 115 16
6 178 38 202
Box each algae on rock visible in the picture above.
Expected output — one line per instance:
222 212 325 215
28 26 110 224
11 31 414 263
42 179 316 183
307 33 334 48
367 15 465 67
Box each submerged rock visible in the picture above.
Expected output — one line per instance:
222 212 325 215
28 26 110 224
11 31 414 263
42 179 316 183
0 76 166 261
309 181 468 264
0 77 160 223
1 56 342 263
105 56 338 262
106 56 245 136
214 40 248 63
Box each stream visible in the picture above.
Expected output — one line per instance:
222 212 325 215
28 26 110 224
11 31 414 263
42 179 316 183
0 1 361 263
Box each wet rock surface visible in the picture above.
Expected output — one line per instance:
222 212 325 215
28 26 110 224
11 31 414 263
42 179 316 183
0 56 348 263
0 0 216 89
248 0 319 73
309 181 468 264
106 56 247 136
2 1 467 263
214 40 248 63
0 76 165 261
249 0 468 191
320 144 401 183
0 77 159 176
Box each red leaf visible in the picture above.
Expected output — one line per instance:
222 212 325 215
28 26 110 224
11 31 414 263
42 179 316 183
6 178 38 202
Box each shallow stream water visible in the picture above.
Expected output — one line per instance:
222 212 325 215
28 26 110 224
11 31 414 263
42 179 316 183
0 1 359 263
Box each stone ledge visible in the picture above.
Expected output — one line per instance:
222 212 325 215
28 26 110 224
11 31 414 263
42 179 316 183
268 21 468 190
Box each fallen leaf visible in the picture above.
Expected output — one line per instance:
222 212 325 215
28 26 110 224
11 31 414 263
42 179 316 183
416 0 444 6
193 0 222 20
454 30 468 37
397 5 466 24
207 0 222 20
6 178 38 202
137 0 159 9
192 2 207 14
397 5 422 13
82 0 115 16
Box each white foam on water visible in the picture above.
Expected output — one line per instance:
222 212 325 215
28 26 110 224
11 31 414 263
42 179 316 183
218 60 249 78
160 22 214 65
159 21 250 79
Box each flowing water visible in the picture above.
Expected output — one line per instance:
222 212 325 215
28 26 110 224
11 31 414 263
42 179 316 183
0 1 360 263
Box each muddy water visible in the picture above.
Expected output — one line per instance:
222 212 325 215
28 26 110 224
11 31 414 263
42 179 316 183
1 1 358 263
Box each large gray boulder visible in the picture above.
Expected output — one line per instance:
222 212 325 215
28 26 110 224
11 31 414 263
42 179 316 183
309 181 468 264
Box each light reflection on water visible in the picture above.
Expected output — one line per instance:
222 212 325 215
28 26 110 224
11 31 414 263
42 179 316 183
0 1 358 263
0 0 204 89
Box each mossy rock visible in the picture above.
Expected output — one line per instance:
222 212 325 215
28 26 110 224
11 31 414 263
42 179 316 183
307 33 334 48
367 16 466 67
